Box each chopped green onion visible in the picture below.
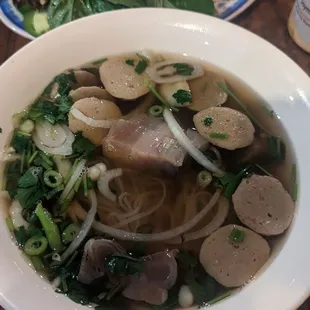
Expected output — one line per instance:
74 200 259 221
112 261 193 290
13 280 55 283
44 170 63 188
203 116 213 126
197 170 212 189
74 175 83 192
92 57 108 65
173 63 194 76
208 291 232 305
144 79 178 112
31 256 45 271
135 60 148 74
39 152 54 167
6 216 14 232
62 223 80 244
125 59 135 67
45 184 64 200
35 203 62 253
291 164 298 201
267 136 285 161
83 173 88 197
24 235 48 256
20 119 34 134
149 105 164 117
20 151 25 174
209 132 228 139
229 228 245 243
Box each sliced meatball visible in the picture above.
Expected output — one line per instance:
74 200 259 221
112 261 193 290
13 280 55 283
69 86 114 102
188 71 228 111
193 107 255 150
68 97 122 145
232 174 295 236
199 224 270 287
74 70 99 86
99 56 154 100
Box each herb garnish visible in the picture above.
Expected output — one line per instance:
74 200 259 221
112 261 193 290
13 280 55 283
11 131 32 154
229 228 245 243
173 63 194 76
172 89 192 105
203 116 213 126
72 132 97 157
209 132 228 139
92 57 108 65
290 164 298 201
135 59 148 74
125 59 135 67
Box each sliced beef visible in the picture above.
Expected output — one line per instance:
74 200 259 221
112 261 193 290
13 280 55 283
199 224 270 287
122 251 178 305
78 239 123 284
102 115 187 173
78 239 178 305
232 174 295 236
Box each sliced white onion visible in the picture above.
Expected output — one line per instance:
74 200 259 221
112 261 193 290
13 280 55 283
70 107 116 129
70 190 221 242
163 109 224 176
97 168 123 202
61 190 97 262
9 200 29 229
59 159 86 203
146 60 204 84
35 122 66 147
33 124 74 156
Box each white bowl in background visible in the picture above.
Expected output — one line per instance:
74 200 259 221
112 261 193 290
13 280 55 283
0 8 309 310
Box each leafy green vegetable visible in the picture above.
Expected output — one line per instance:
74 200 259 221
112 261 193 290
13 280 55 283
172 89 192 105
125 59 135 66
173 63 194 76
229 228 245 243
11 131 32 154
14 226 29 247
72 132 97 157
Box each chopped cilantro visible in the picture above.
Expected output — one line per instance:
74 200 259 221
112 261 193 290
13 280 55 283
54 73 72 96
173 63 194 76
229 228 245 243
72 132 97 157
125 59 135 66
203 116 213 126
172 89 192 105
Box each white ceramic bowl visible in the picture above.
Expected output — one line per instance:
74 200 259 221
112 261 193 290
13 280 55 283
0 8 310 310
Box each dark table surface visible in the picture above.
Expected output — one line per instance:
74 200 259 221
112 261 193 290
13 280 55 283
0 0 309 309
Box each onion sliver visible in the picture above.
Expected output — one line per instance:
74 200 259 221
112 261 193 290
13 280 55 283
33 124 74 156
97 168 123 202
61 190 97 262
146 60 204 84
163 109 224 176
70 107 116 129
59 159 86 203
70 190 221 242
9 200 29 229
35 122 67 148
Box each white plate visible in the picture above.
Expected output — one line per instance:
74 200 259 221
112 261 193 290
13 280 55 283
0 0 256 40
0 8 310 310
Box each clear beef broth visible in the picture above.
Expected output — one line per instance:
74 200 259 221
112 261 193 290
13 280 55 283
3 51 296 309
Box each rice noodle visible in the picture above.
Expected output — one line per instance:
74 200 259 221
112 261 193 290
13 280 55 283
166 195 229 244
68 189 221 242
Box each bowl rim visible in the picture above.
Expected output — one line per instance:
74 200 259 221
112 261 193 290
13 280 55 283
0 7 310 310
